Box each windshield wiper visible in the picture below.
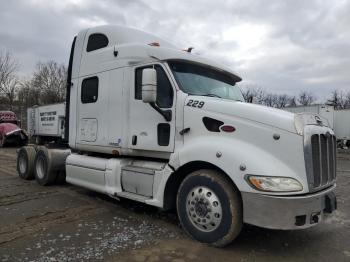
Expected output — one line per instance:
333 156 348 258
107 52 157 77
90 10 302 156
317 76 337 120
187 93 222 98
201 93 222 98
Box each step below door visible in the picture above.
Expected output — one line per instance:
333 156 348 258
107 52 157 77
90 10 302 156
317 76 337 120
121 166 155 197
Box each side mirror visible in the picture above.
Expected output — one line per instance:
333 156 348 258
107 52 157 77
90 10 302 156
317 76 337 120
142 68 157 103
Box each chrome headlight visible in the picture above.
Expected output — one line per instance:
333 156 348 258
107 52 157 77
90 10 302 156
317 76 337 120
246 175 303 192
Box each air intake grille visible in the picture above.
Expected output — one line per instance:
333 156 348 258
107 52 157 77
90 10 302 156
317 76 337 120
309 133 336 189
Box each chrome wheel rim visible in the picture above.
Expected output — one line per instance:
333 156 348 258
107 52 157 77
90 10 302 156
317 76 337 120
186 186 222 232
18 154 27 174
36 156 46 179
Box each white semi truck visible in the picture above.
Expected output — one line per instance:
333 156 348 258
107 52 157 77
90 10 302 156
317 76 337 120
16 25 337 246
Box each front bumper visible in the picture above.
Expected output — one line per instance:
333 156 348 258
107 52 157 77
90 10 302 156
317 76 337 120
242 185 337 230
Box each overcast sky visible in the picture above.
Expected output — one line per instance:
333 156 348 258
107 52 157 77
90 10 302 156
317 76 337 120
0 0 349 100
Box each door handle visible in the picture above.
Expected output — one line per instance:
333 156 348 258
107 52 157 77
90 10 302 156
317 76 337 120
132 135 137 145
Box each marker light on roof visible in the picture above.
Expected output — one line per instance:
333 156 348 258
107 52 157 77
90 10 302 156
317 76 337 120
182 47 194 53
148 42 160 47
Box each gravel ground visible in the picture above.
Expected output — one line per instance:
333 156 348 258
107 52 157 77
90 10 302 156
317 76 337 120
0 147 350 262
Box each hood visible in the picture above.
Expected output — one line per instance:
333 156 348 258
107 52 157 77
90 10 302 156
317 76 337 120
188 96 297 133
0 123 25 136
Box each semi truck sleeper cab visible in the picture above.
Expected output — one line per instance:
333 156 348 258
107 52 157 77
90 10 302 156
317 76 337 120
17 25 337 247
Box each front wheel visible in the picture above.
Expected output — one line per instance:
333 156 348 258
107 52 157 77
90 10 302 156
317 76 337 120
177 169 242 247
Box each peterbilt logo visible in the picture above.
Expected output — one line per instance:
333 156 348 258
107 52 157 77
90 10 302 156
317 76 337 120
315 116 323 125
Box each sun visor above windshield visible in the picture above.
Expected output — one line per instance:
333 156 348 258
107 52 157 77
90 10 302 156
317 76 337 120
147 46 242 83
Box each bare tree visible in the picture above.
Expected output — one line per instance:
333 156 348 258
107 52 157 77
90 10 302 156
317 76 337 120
327 90 347 109
0 51 17 85
17 79 41 128
0 50 19 110
288 96 297 107
241 85 294 108
241 85 265 104
298 91 316 106
345 91 350 109
241 88 252 102
252 88 266 104
262 93 277 107
18 78 41 108
32 61 67 104
1 77 20 111
275 94 289 108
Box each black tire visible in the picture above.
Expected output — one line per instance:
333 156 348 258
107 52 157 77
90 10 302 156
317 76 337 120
17 146 36 180
34 147 57 186
177 169 242 247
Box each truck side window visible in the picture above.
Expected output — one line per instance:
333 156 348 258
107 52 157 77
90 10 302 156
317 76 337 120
135 65 174 108
86 33 109 52
81 77 98 103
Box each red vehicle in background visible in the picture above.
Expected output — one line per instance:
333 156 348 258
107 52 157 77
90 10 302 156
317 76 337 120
0 111 28 147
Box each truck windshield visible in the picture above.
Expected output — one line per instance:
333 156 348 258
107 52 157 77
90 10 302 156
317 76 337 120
168 61 244 101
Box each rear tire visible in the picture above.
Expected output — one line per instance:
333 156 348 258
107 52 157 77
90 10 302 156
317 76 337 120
177 169 242 247
34 147 57 186
17 146 36 180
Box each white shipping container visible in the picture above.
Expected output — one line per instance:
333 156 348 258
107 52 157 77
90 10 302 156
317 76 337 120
334 109 350 140
27 103 66 138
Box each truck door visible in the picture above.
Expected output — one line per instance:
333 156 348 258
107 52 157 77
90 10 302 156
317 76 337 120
76 72 109 146
128 63 175 152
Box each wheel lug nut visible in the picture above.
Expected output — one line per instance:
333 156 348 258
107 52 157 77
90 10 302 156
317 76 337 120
206 215 210 219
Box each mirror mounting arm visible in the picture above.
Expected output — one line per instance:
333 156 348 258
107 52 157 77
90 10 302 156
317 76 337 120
149 102 172 122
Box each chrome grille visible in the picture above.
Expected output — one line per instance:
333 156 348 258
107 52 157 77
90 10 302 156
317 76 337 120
306 130 336 190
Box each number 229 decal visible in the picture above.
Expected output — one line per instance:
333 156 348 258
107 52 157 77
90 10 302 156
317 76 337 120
186 100 205 108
